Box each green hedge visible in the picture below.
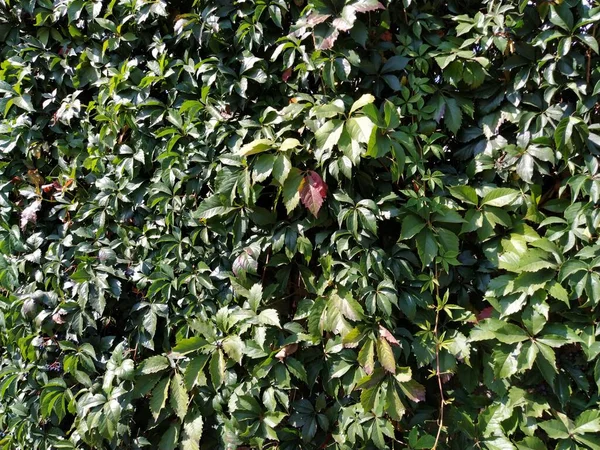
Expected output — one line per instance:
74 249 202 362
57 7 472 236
1 0 600 448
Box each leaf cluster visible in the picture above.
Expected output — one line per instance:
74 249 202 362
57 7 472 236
1 0 600 449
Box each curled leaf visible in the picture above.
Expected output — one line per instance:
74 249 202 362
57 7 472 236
275 343 298 360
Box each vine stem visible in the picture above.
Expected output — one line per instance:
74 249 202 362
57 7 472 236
432 304 445 449
432 265 445 450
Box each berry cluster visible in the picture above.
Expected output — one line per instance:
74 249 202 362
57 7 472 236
45 361 62 373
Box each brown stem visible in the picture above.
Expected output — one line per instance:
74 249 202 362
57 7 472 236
432 265 445 450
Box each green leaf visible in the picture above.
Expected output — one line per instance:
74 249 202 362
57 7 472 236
539 419 570 439
382 55 410 73
273 154 291 185
253 154 275 183
346 116 375 143
578 34 599 54
248 283 263 312
158 423 179 450
416 228 437 267
195 195 237 220
343 327 364 348
350 94 375 115
573 410 600 435
172 337 206 356
376 336 395 373
480 188 520 208
385 387 405 420
517 341 538 373
493 347 519 379
516 437 547 450
279 138 300 151
400 214 426 240
150 377 170 420
535 341 557 384
358 338 376 374
548 281 570 305
360 386 378 412
282 168 304 214
209 349 226 387
398 379 426 403
222 335 244 364
516 153 534 183
444 97 462 134
499 249 556 273
181 412 204 450
448 185 478 205
13 95 35 112
286 357 308 383
555 116 583 151
169 372 189 421
549 4 574 32
315 120 344 154
139 355 170 374
237 138 275 156
559 259 588 281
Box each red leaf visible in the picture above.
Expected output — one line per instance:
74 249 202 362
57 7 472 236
299 171 327 217
282 67 293 82
476 306 494 322
380 31 392 42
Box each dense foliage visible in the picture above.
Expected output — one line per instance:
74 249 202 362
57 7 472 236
1 0 600 448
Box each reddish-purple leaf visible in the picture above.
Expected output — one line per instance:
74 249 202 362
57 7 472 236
399 379 426 403
299 171 328 217
352 0 385 13
319 28 339 50
306 12 330 26
477 306 494 322
282 67 293 82
379 325 400 346
20 199 42 230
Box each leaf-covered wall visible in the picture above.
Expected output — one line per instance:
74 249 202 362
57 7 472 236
1 0 600 449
